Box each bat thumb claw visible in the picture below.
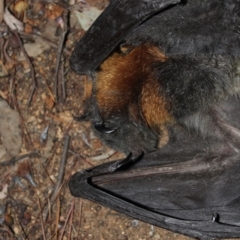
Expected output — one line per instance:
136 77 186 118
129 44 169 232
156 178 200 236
108 152 144 172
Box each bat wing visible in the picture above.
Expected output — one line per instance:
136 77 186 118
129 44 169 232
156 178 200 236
70 0 240 74
124 0 240 56
69 136 240 240
69 0 181 74
69 96 240 239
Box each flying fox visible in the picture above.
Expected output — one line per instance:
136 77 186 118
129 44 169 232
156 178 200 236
69 1 240 239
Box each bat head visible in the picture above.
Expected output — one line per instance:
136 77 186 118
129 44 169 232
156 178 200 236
92 44 173 154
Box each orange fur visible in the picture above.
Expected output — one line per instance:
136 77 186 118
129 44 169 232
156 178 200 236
84 75 92 100
140 77 173 129
96 44 173 130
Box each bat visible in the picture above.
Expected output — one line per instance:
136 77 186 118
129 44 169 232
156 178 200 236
69 0 240 239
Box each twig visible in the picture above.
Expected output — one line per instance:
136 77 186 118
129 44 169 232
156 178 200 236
0 150 38 166
51 134 70 199
3 38 15 63
54 10 68 101
38 197 46 240
13 30 37 106
57 62 66 103
19 32 72 56
44 119 73 168
90 149 116 161
44 134 70 221
0 224 14 237
17 218 29 240
0 75 10 79
78 199 83 235
67 199 74 240
0 39 5 62
68 150 94 167
0 0 3 23
59 199 75 240
8 69 15 107
61 61 66 102
55 197 60 240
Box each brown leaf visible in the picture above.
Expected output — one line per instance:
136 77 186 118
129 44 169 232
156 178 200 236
46 4 64 21
14 0 28 15
24 22 33 34
45 95 55 110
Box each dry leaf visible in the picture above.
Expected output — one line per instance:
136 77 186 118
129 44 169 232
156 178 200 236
32 2 43 13
24 22 33 34
3 7 24 31
14 0 28 15
0 98 22 161
0 184 8 200
45 95 55 110
4 61 15 72
17 37 51 61
40 125 49 143
0 91 8 100
46 4 64 20
74 6 102 31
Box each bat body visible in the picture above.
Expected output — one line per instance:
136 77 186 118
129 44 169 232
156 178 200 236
69 0 240 239
71 0 240 155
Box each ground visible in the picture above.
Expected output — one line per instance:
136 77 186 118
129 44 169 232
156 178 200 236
0 0 237 240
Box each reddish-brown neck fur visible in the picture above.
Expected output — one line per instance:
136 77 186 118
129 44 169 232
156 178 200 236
96 44 173 131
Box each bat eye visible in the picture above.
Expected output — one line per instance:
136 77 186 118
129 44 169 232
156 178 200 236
93 122 117 134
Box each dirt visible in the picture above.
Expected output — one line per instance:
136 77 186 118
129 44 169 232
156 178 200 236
0 0 237 240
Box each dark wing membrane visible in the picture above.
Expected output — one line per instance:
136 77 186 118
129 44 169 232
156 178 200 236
69 148 240 239
124 0 240 56
69 0 181 74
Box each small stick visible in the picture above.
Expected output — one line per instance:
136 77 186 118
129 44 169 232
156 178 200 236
51 134 70 199
0 38 4 61
67 199 74 240
0 59 8 76
19 32 72 56
0 151 38 166
59 199 75 240
0 0 3 23
55 197 60 240
38 197 46 240
68 150 94 167
44 134 70 221
3 38 15 63
44 119 73 168
13 30 37 106
61 62 66 102
0 75 10 79
78 199 83 235
0 224 14 238
17 218 29 240
54 11 68 101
